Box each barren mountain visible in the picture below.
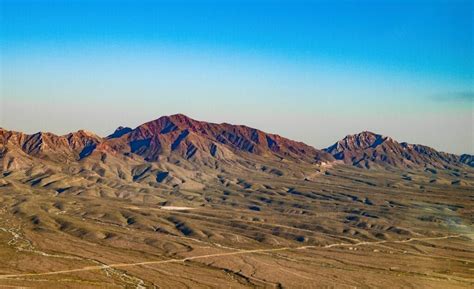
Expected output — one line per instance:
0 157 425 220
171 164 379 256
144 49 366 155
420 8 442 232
324 131 471 169
0 128 102 169
101 114 335 163
460 154 474 167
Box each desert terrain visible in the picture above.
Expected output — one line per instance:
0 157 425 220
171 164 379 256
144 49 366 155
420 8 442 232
0 114 472 288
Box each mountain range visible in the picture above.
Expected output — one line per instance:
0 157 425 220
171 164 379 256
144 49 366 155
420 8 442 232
1 114 472 172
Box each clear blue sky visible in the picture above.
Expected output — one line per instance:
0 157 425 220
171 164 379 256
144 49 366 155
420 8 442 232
1 0 472 153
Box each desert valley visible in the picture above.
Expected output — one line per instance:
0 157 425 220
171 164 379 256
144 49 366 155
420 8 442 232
0 114 472 288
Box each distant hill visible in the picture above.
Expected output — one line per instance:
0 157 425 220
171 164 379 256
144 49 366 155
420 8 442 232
324 131 472 169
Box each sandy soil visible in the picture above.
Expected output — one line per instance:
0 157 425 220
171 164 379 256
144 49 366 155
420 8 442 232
0 159 472 288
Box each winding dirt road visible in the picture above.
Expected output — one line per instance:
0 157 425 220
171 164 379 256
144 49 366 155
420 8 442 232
0 233 470 280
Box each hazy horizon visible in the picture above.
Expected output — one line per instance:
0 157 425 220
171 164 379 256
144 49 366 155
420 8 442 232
1 0 472 154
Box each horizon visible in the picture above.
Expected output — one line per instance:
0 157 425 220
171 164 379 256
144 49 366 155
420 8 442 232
0 112 470 156
1 0 473 154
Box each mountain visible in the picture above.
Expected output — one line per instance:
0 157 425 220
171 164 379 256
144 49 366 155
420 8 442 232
324 131 471 169
0 128 102 163
0 114 334 173
459 154 474 167
101 114 333 163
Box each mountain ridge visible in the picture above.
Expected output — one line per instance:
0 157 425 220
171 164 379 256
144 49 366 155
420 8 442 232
1 115 472 170
323 131 470 169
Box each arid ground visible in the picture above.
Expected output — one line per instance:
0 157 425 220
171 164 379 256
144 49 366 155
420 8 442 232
0 115 473 288
0 161 472 288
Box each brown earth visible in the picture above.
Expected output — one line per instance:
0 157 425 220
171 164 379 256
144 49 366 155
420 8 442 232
0 114 472 288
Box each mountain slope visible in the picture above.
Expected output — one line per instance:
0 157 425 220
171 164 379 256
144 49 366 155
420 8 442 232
101 114 334 163
0 128 102 164
459 154 474 167
324 131 469 169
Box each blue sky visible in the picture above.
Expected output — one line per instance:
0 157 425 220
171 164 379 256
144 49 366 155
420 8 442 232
1 0 472 153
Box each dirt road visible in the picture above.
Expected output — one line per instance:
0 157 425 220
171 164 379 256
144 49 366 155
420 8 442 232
0 233 470 280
